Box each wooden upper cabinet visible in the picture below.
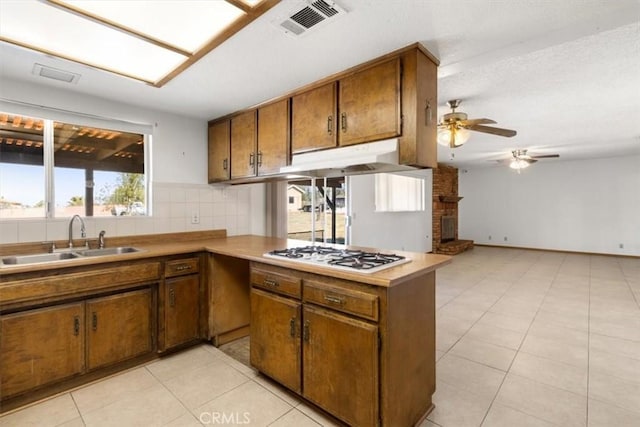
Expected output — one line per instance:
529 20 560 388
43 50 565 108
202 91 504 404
86 288 153 371
291 82 337 154
338 57 402 146
0 303 84 398
257 99 290 176
208 120 230 182
230 110 257 180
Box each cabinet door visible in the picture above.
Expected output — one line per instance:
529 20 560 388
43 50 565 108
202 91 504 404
0 303 84 398
250 288 301 393
291 82 337 154
339 58 401 146
208 120 230 182
257 99 290 176
230 110 257 179
165 275 200 349
303 305 378 426
87 288 152 371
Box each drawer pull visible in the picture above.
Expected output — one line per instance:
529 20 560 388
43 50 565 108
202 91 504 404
327 115 333 135
289 317 296 338
223 158 228 170
73 316 80 336
175 264 192 271
92 312 98 331
324 295 345 305
341 112 347 132
263 278 279 288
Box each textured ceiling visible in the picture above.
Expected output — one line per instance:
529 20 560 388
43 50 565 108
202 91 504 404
1 0 639 169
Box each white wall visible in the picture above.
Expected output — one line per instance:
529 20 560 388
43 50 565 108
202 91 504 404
459 156 640 256
0 78 267 243
348 169 433 253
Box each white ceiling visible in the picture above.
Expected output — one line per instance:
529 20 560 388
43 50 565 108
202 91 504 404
1 0 639 168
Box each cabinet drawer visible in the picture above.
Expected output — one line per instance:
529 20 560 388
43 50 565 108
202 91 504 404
251 268 301 299
303 281 379 321
165 257 199 278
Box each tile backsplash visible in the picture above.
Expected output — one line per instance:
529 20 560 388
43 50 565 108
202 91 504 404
0 182 265 245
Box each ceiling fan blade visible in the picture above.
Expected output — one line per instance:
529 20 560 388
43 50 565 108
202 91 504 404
524 158 538 164
459 118 497 126
530 154 560 159
468 124 517 137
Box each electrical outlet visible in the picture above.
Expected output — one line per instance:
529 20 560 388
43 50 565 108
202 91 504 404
191 212 200 224
488 235 492 240
504 236 508 241
619 243 624 249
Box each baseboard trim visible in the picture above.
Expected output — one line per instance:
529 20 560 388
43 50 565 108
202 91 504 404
473 243 639 259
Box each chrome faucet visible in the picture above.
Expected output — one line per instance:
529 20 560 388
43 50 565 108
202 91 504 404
98 230 106 249
68 214 86 248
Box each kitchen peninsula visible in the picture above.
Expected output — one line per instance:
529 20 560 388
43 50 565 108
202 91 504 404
0 231 451 426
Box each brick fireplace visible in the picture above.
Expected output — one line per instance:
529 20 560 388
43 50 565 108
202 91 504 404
432 164 474 255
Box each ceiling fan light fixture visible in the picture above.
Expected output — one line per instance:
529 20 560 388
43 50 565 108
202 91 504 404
437 126 470 148
509 158 531 170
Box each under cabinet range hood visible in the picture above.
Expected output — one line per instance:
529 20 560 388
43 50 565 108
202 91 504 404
280 139 417 178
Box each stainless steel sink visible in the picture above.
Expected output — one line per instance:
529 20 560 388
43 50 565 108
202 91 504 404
1 246 143 266
74 246 142 257
1 251 82 265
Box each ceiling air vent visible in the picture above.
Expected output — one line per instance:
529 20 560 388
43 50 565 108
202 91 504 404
32 63 80 84
274 0 347 37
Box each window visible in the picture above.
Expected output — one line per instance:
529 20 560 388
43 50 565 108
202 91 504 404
0 111 148 218
287 178 346 244
375 173 425 212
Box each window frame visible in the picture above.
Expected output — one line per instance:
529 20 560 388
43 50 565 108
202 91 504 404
0 105 152 219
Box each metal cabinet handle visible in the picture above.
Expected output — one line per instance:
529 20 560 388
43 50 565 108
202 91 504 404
257 151 262 167
324 295 345 305
223 158 228 170
341 113 347 132
169 287 176 307
73 316 80 336
327 115 333 135
92 312 98 331
425 100 433 126
289 317 296 338
249 152 255 166
303 320 310 342
263 278 279 287
175 264 192 271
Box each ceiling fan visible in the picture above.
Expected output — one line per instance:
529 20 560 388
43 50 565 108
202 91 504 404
499 149 560 172
437 99 517 148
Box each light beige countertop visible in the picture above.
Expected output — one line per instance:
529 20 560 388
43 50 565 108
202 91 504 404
0 234 451 287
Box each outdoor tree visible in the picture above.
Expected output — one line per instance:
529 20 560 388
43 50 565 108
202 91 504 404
108 173 144 206
67 196 84 206
97 173 144 211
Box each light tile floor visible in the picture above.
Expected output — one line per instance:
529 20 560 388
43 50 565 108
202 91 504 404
1 247 639 427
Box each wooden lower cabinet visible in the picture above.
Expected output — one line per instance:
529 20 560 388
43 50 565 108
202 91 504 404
302 305 378 426
164 274 200 349
249 265 381 426
249 262 436 427
0 303 84 398
250 288 301 393
87 288 153 371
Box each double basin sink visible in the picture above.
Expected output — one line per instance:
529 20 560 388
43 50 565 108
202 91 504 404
1 247 142 266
